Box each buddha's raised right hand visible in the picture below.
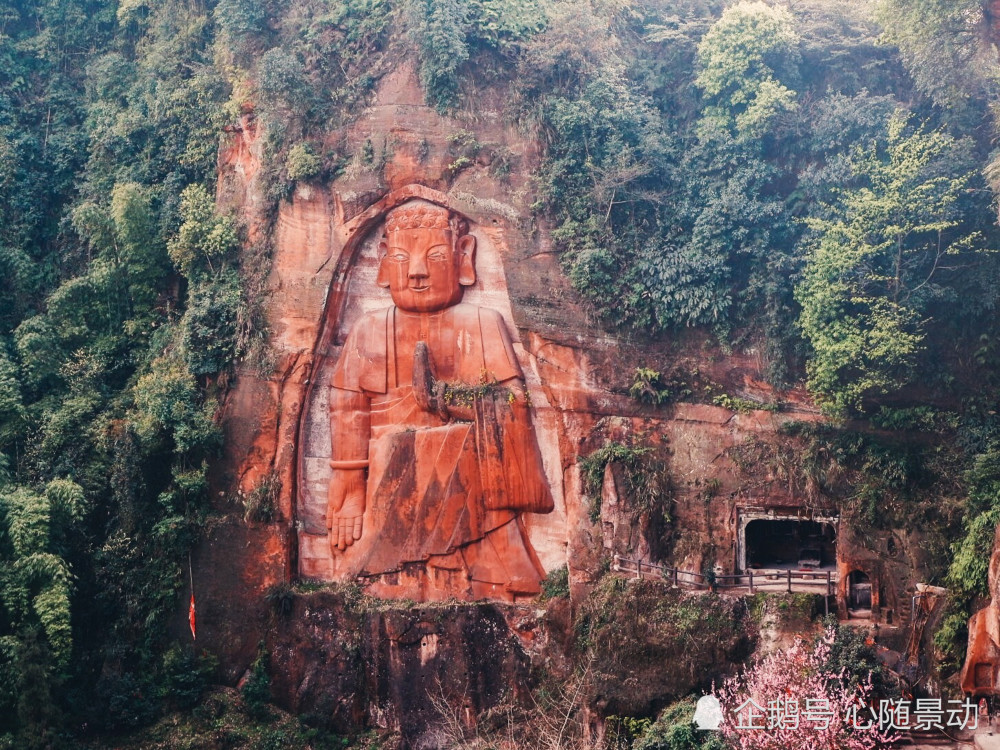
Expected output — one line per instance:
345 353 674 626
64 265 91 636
327 468 366 552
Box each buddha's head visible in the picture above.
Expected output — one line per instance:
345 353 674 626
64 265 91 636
377 200 476 313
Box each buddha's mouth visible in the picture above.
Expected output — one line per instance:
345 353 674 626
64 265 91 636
409 285 430 292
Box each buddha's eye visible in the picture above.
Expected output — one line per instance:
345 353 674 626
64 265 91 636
389 251 409 262
427 250 448 262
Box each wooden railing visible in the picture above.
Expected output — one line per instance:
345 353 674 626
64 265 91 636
612 555 838 614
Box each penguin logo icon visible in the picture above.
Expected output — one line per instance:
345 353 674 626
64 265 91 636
694 695 722 730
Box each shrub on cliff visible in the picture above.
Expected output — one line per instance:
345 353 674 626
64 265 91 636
241 646 273 720
634 697 726 750
285 143 322 182
574 577 753 717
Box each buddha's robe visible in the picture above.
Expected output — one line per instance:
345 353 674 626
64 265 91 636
329 303 553 597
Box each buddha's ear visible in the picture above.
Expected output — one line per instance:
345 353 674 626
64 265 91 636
376 240 390 288
457 234 476 286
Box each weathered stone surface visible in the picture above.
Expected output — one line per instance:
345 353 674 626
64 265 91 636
266 593 532 749
181 519 294 682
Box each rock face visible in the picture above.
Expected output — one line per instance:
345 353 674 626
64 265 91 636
266 592 532 748
194 58 935 741
961 526 1000 697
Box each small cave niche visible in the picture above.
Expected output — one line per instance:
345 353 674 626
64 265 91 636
975 662 996 689
847 570 872 613
744 519 837 572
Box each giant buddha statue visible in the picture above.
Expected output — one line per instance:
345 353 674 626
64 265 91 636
325 198 554 601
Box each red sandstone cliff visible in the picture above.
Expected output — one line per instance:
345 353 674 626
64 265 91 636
185 56 948 745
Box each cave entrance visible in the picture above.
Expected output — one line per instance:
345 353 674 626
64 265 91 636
740 518 837 573
848 570 872 612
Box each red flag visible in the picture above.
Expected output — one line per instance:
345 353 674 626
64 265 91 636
189 592 196 640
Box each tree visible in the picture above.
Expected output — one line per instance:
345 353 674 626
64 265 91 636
167 184 239 278
795 112 991 414
718 629 896 749
638 1 802 336
0 479 86 743
695 1 800 139
407 0 470 110
875 0 999 107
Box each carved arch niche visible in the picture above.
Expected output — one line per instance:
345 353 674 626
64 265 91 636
294 185 565 583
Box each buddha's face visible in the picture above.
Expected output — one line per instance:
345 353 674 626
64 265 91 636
377 207 476 313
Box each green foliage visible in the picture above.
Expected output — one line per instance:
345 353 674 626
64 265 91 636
532 51 681 328
168 185 240 278
695 1 799 138
524 0 1000 400
82 686 356 749
575 578 750 716
407 0 470 111
933 608 970 672
579 441 671 526
264 582 295 617
948 507 999 601
606 714 653 749
446 128 481 172
943 449 1000 631
796 113 991 415
0 0 259 741
871 405 958 432
131 351 220 453
0 476 86 743
286 142 322 181
527 0 803 354
243 471 281 524
629 368 671 406
214 0 268 58
95 669 161 731
634 697 726 750
241 646 272 720
539 565 570 600
466 0 546 50
274 0 392 115
771 421 941 535
821 622 895 699
161 645 217 711
748 592 819 628
875 0 996 107
711 393 777 413
0 481 82 669
257 48 310 117
181 272 242 376
0 1 248 736
408 0 546 111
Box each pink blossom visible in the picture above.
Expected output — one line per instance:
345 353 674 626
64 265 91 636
716 628 897 749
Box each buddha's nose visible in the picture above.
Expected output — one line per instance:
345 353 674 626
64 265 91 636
409 253 429 279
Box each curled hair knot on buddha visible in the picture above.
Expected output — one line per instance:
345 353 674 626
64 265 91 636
382 201 470 239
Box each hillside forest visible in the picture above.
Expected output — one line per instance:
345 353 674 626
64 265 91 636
4 0 1000 747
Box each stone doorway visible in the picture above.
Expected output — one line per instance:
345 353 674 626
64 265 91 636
847 570 872 613
737 514 838 574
